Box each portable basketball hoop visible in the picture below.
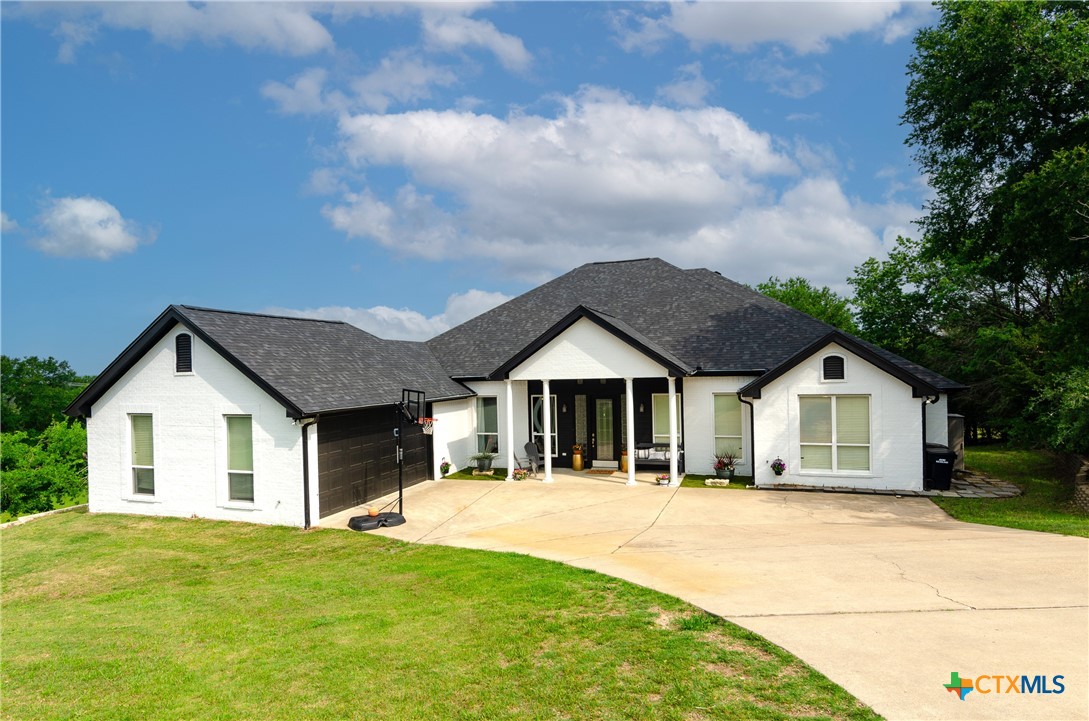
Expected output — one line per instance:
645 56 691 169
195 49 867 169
349 388 427 532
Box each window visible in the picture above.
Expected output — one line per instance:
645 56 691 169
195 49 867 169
530 395 558 456
799 396 870 472
821 354 845 381
226 415 254 502
476 397 498 453
651 393 683 444
713 394 743 458
130 414 155 495
175 333 193 373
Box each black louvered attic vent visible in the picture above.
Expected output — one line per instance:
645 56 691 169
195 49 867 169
175 333 193 373
823 355 844 380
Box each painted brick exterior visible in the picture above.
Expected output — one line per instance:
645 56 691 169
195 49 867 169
87 323 307 526
681 376 756 476
749 342 937 491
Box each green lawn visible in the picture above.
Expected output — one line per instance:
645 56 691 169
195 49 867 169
931 446 1089 537
681 474 755 489
2 512 879 721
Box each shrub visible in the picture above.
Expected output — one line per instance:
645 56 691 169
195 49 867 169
1 420 88 520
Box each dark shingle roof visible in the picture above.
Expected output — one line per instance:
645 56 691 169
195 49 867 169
428 258 962 390
174 307 472 415
67 306 471 418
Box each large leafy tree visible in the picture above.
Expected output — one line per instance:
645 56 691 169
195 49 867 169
893 1 1089 441
1 356 90 434
755 276 859 334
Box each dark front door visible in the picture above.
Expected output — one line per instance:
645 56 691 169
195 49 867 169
317 408 428 517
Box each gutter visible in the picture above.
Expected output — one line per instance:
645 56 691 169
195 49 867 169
737 392 756 482
300 416 319 529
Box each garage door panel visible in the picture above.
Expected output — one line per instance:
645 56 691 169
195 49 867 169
317 408 429 518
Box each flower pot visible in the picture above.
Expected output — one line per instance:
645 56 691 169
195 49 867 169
773 470 783 477
620 451 628 474
714 468 730 479
476 458 493 472
572 452 583 472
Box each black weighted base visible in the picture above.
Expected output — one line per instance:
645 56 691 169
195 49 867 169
348 512 406 531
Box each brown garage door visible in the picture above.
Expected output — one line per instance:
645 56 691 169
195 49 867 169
317 407 429 518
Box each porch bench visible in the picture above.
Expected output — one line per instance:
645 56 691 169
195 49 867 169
633 443 685 473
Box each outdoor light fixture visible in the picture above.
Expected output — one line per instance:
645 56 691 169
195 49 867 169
639 403 645 412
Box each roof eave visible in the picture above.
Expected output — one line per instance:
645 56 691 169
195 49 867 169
738 331 943 400
487 305 691 380
65 305 306 419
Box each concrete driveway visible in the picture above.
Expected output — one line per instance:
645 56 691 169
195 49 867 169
323 472 1089 721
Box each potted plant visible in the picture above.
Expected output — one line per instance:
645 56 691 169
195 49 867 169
770 458 786 476
572 443 584 472
511 468 529 481
655 473 670 486
470 451 497 472
439 458 452 477
713 452 737 479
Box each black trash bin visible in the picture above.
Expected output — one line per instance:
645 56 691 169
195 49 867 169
925 443 956 490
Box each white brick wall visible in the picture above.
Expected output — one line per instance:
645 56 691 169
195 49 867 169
680 376 756 476
749 342 925 491
87 323 307 526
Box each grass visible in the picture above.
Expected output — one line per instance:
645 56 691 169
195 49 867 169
931 446 1089 537
442 467 509 480
681 474 755 489
2 512 880 721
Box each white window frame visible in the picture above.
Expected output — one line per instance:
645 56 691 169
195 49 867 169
799 395 871 474
530 394 558 457
820 353 847 383
129 413 156 496
712 394 743 460
475 396 499 454
225 414 255 504
651 393 683 445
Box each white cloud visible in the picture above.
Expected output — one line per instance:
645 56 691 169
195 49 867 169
262 67 340 116
656 62 713 107
1 211 19 233
616 2 924 56
421 10 532 72
263 52 458 116
747 51 825 98
265 288 512 341
350 51 459 112
23 2 334 62
318 88 918 288
32 196 156 260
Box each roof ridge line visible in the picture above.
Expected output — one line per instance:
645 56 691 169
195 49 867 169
176 305 348 325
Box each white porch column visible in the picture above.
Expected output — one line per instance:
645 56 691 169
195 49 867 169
625 377 636 486
668 375 680 486
542 379 554 483
505 379 515 481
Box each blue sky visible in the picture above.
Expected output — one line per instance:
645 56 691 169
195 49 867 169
2 1 937 375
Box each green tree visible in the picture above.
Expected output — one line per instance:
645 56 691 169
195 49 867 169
1 420 88 520
1 356 90 434
897 0 1089 440
756 276 859 333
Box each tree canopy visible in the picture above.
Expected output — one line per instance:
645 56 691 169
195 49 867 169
756 277 858 334
872 0 1089 450
1 356 92 434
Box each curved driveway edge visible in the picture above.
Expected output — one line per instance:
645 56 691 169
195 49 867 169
334 475 1089 721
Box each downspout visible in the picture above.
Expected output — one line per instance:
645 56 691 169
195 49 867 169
921 396 937 487
300 416 319 530
737 392 755 483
